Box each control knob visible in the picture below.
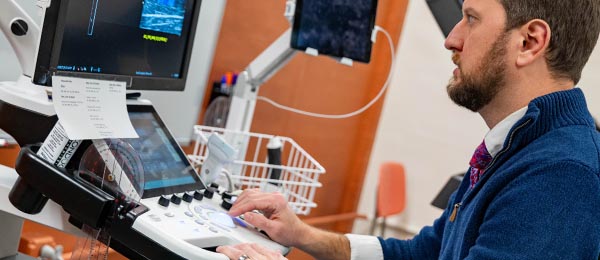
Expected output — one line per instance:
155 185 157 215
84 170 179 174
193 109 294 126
193 190 204 201
158 195 170 207
170 194 182 205
221 198 233 210
222 192 234 200
182 192 194 203
204 187 216 199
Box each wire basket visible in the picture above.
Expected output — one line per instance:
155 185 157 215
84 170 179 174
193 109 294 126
188 125 325 215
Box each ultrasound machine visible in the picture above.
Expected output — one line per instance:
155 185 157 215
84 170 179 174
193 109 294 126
0 0 381 259
0 0 289 259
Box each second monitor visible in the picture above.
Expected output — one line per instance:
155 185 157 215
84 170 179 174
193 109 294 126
290 0 379 63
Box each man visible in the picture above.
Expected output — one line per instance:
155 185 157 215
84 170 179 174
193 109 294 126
217 0 600 259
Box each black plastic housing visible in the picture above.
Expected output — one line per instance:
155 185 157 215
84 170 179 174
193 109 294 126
426 0 463 37
11 145 115 229
10 145 185 259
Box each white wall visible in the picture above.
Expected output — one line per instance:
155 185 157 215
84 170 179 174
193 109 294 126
0 0 226 144
354 0 600 234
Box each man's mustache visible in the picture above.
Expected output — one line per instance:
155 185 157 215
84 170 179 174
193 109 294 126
452 52 460 66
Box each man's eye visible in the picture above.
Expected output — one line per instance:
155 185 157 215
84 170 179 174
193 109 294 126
467 15 475 24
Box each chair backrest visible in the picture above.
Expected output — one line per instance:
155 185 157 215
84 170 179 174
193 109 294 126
377 162 406 217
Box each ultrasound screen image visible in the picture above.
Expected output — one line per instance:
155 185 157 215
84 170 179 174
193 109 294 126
56 0 194 78
125 112 198 192
140 0 187 36
291 0 378 63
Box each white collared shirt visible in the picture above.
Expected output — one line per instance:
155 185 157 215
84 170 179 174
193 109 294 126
344 107 528 260
484 107 528 157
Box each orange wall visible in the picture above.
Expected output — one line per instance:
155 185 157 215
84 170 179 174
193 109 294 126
201 0 409 235
0 146 20 167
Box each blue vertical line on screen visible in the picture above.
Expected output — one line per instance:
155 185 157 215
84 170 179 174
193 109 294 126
88 0 99 36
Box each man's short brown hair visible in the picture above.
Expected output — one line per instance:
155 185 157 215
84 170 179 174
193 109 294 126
499 0 600 84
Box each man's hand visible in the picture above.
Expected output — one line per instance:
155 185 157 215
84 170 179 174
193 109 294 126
228 189 351 260
216 243 287 260
228 189 311 247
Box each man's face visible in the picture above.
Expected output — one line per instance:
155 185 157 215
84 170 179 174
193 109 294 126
444 0 510 112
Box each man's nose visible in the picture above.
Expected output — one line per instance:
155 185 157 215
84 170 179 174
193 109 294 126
444 22 464 52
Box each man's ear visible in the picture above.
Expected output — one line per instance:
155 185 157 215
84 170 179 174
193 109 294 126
516 19 551 67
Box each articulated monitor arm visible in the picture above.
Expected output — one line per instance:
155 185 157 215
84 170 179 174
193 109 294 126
225 29 297 133
0 0 41 78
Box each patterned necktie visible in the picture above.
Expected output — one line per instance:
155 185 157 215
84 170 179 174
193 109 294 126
469 141 493 189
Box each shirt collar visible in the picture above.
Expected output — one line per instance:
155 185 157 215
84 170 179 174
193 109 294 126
484 107 528 157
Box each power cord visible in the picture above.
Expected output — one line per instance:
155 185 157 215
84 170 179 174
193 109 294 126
256 25 396 119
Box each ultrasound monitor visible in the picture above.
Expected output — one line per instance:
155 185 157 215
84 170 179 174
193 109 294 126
33 0 202 91
290 0 378 63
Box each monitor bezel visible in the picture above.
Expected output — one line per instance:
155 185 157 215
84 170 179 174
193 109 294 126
426 0 463 38
32 0 202 91
290 0 379 63
126 104 204 199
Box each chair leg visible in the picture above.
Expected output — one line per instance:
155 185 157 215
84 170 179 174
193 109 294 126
370 193 379 236
369 217 378 235
381 217 387 237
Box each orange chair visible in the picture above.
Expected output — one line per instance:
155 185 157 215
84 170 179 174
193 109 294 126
369 162 406 236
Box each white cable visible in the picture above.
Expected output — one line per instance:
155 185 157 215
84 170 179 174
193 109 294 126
256 26 396 119
221 168 234 192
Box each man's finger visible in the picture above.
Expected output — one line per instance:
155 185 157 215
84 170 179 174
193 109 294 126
229 195 278 217
216 245 243 259
248 243 287 260
236 243 266 260
243 211 273 232
233 189 261 205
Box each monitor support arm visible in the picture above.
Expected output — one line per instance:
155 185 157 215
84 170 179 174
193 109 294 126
225 28 297 133
221 3 297 178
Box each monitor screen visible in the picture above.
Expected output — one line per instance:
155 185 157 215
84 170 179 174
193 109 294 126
126 105 203 198
33 0 201 91
290 0 378 63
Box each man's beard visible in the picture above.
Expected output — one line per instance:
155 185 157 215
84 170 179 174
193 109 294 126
447 33 509 112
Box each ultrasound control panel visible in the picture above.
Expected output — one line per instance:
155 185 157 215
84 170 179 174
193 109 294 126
124 104 289 259
133 184 289 259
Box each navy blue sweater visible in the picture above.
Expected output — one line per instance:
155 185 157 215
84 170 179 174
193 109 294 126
378 88 600 259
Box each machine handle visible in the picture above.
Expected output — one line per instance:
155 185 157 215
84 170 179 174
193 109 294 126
11 145 116 229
